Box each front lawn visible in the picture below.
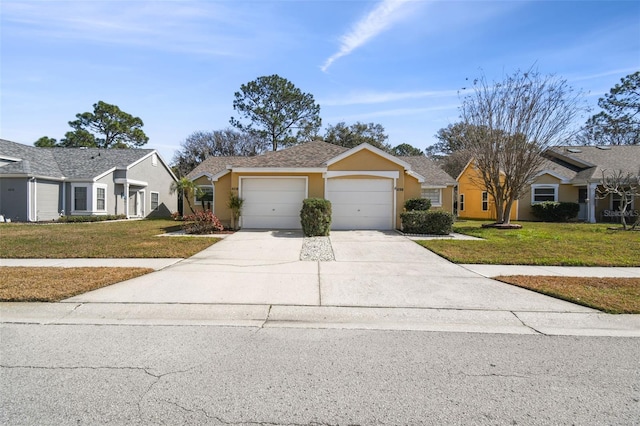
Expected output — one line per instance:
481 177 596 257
418 221 640 266
0 219 220 258
0 267 153 302
496 275 640 314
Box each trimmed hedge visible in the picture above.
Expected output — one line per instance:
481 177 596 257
404 198 431 211
531 202 580 222
58 214 126 223
300 198 332 237
401 210 454 235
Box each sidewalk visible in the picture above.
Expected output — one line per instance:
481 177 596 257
0 258 182 270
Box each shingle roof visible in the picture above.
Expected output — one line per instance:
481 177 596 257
399 156 457 186
0 139 155 180
49 148 154 179
187 140 349 178
0 139 64 178
545 146 640 183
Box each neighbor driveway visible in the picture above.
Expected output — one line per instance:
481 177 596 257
66 230 593 313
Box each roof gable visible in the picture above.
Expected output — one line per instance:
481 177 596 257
326 143 411 169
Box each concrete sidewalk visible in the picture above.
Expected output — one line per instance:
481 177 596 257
0 258 182 270
2 302 639 337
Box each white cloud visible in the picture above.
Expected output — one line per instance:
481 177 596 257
321 0 415 72
321 88 463 106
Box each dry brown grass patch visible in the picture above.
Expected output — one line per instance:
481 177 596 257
496 275 640 314
0 267 153 302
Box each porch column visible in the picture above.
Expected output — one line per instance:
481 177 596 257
588 182 598 223
124 183 130 219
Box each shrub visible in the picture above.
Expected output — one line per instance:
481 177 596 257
531 202 580 222
401 210 454 235
300 198 332 237
404 198 431 211
182 210 224 234
58 215 126 223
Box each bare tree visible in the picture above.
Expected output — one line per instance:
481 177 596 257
598 169 640 230
459 67 585 224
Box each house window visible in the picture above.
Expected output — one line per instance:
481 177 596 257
532 185 558 203
74 187 87 211
151 192 159 210
459 194 465 211
96 187 106 211
482 192 488 211
195 186 214 209
421 188 442 207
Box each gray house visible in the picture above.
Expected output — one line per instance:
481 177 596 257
0 139 177 222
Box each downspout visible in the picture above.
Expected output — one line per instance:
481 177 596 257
61 181 66 217
33 178 37 222
27 177 36 222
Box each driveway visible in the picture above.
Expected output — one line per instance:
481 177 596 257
66 230 592 313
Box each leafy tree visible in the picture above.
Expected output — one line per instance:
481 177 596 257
230 75 321 151
60 129 97 148
459 67 584 225
580 71 639 145
323 122 390 151
34 136 58 147
427 122 476 178
172 128 265 177
64 101 149 148
391 143 424 156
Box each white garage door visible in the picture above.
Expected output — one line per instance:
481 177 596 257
326 178 394 230
241 178 306 229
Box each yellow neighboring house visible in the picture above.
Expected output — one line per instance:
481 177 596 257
456 160 518 222
184 140 457 230
456 145 640 223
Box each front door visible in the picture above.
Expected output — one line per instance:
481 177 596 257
578 188 588 221
129 191 142 217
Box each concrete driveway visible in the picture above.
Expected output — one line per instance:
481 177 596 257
66 230 592 313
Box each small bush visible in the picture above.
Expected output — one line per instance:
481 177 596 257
401 210 454 235
300 198 332 237
58 215 126 223
531 202 580 222
404 198 431 211
182 210 224 234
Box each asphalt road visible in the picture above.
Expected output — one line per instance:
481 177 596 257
1 324 638 425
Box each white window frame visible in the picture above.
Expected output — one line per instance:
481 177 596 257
194 185 214 210
71 184 89 213
531 184 559 204
421 187 442 207
459 194 465 212
150 191 159 210
95 185 107 212
71 183 108 214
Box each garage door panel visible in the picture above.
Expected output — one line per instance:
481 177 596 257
328 191 391 205
326 178 393 230
241 178 306 229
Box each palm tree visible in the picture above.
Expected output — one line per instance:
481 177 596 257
170 177 200 215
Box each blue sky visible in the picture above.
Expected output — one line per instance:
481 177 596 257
1 0 639 164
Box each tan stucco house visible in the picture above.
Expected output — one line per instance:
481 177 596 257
185 140 456 230
456 145 640 223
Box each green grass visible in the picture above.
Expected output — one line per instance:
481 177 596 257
0 219 220 258
417 221 640 266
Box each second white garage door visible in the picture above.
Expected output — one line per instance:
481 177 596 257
326 178 394 230
241 178 306 229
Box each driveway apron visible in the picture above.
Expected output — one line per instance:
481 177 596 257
66 230 592 313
